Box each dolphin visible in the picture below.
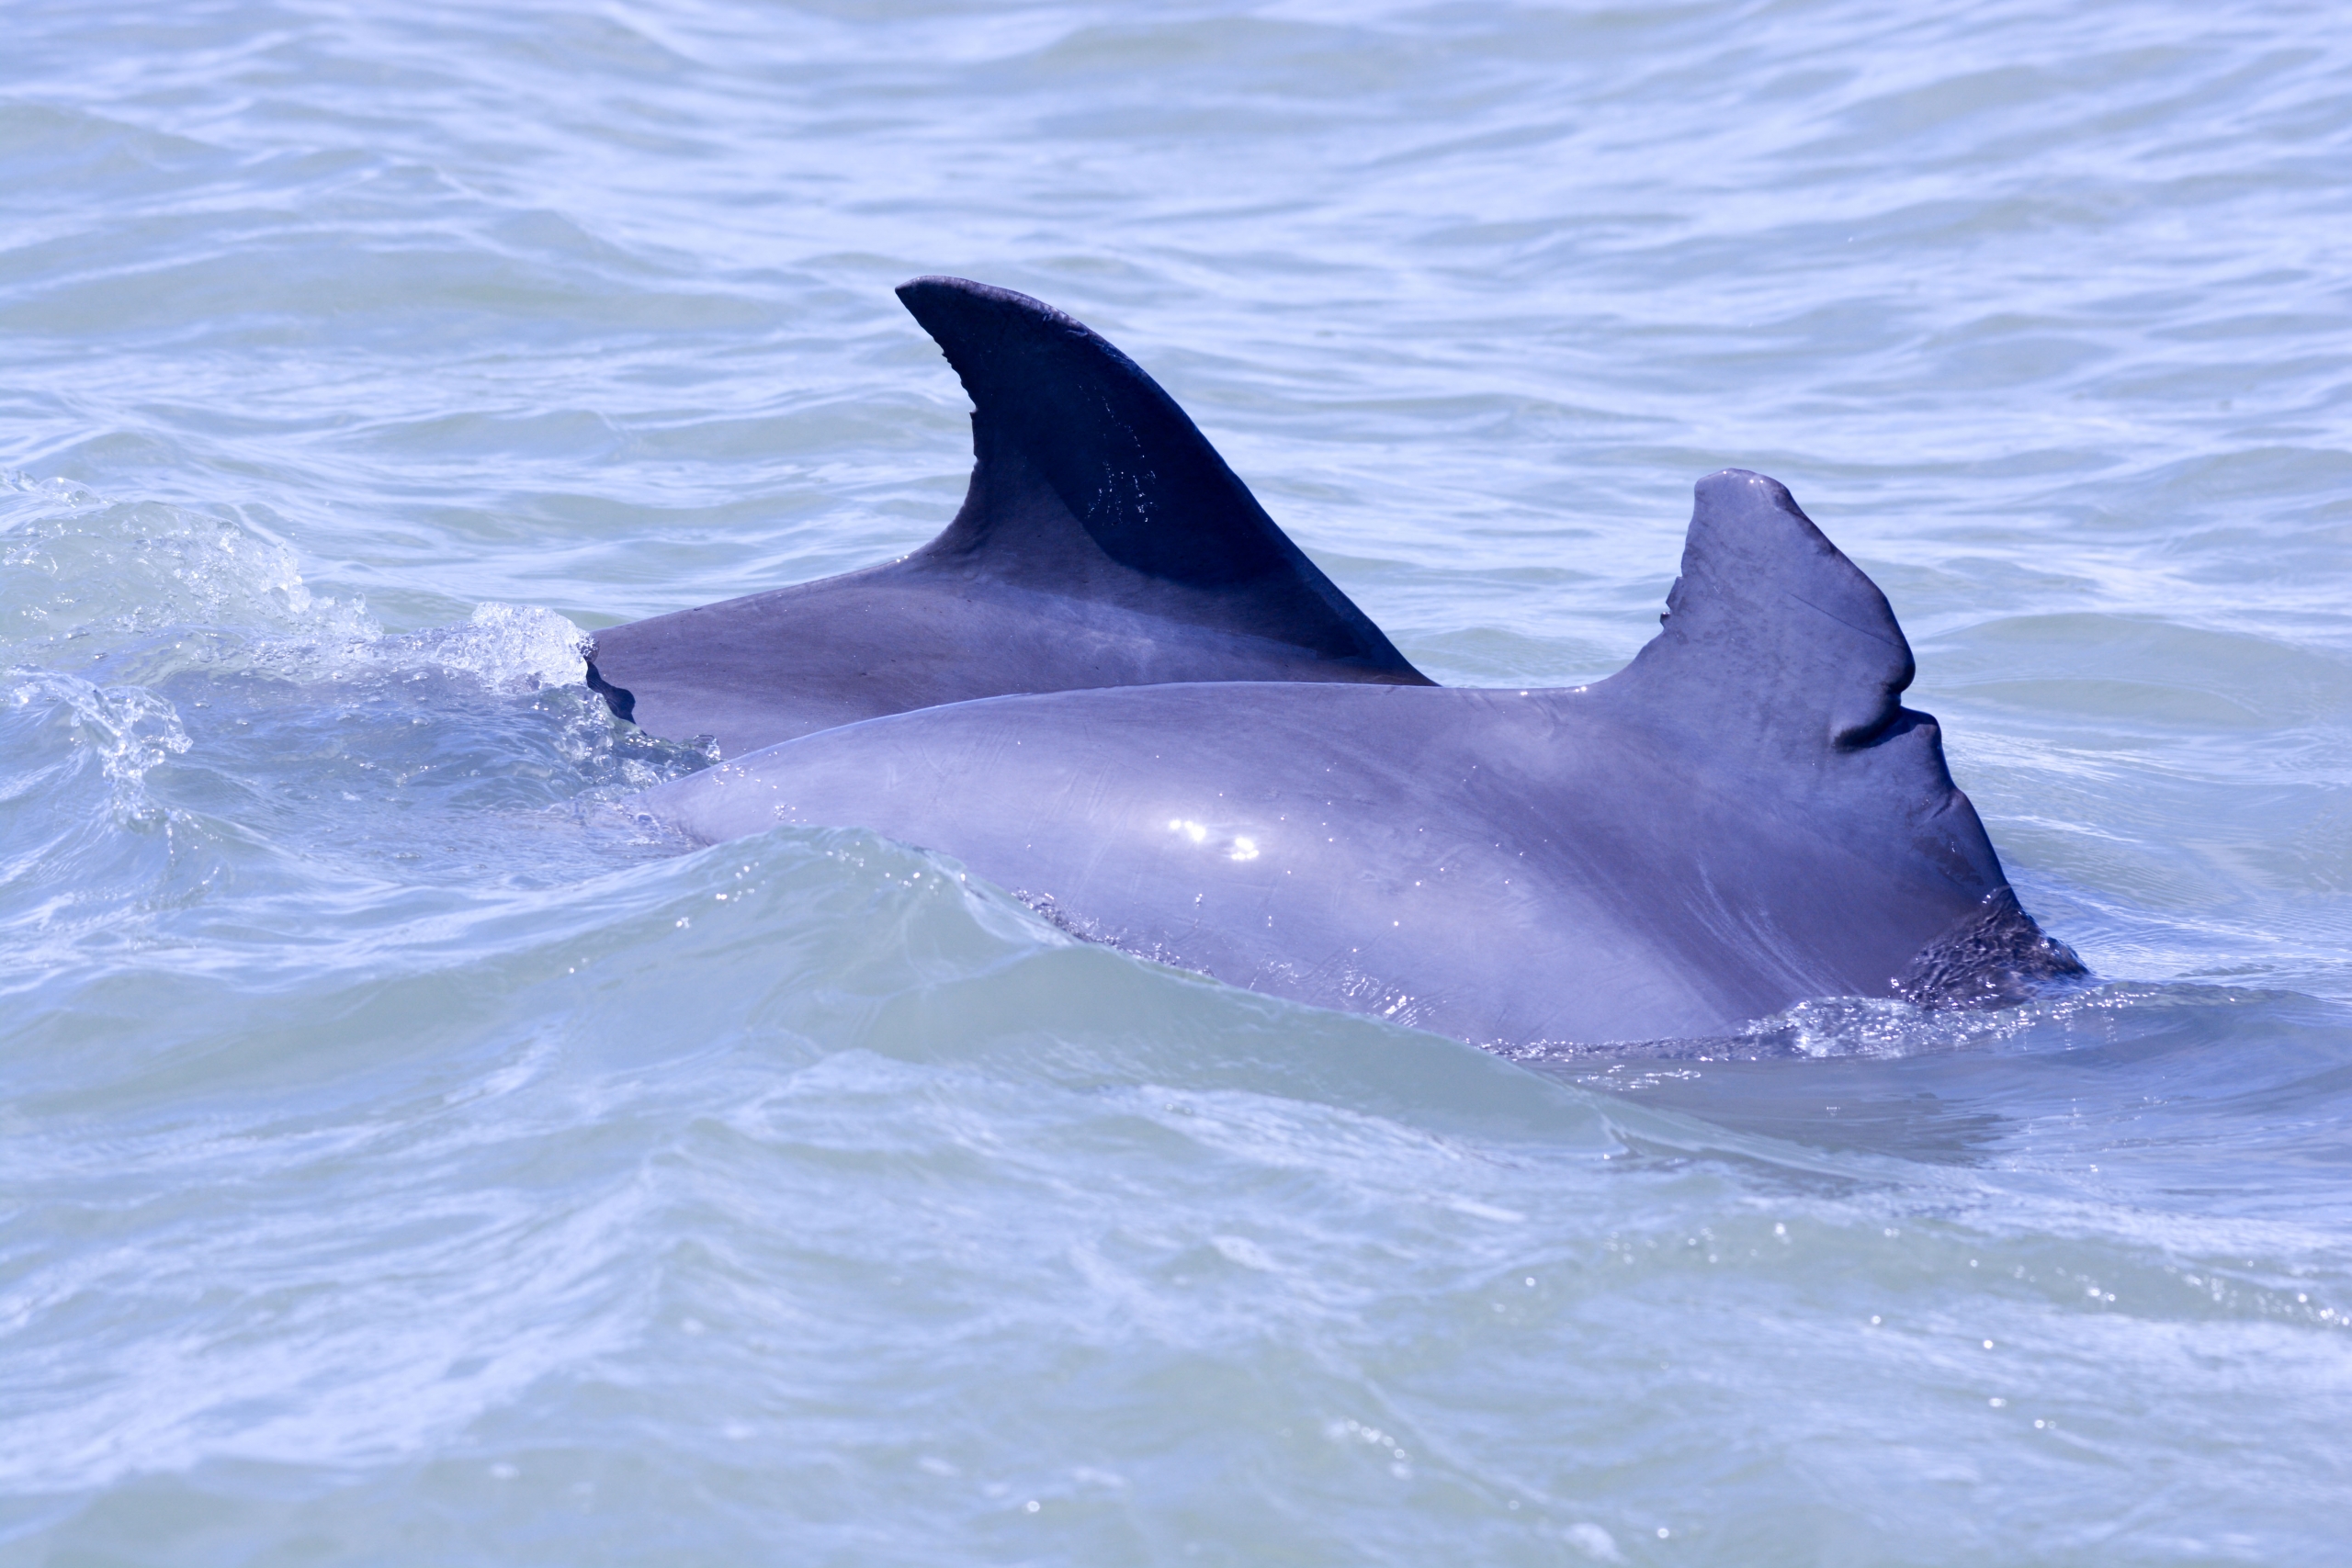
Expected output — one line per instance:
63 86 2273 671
583 278 1429 757
628 469 2083 1052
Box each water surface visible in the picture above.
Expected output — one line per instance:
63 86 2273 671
5 2 2350 1562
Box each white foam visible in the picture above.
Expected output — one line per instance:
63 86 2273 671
6 669 191 822
377 603 591 694
1 471 378 658
3 473 590 697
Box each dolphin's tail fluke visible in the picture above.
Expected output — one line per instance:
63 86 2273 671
897 276 1428 678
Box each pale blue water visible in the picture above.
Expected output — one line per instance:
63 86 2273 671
5 2 2351 1562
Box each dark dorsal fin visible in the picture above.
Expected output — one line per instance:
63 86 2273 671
1611 468 1916 757
895 276 1422 674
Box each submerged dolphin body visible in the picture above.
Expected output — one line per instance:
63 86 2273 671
584 278 1429 757
631 470 2082 1051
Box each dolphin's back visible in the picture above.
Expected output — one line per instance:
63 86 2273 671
634 471 2080 1050
585 278 1427 758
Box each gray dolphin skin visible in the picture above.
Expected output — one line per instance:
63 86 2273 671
629 470 2082 1050
583 277 1429 757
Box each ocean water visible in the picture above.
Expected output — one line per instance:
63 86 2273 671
5 0 2350 1562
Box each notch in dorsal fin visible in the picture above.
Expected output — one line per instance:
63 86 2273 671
1613 469 1916 756
896 276 1423 675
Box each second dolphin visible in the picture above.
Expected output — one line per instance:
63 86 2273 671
584 277 1429 756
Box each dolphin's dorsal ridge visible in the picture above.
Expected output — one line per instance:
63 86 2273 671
1621 468 1917 756
896 276 1420 673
